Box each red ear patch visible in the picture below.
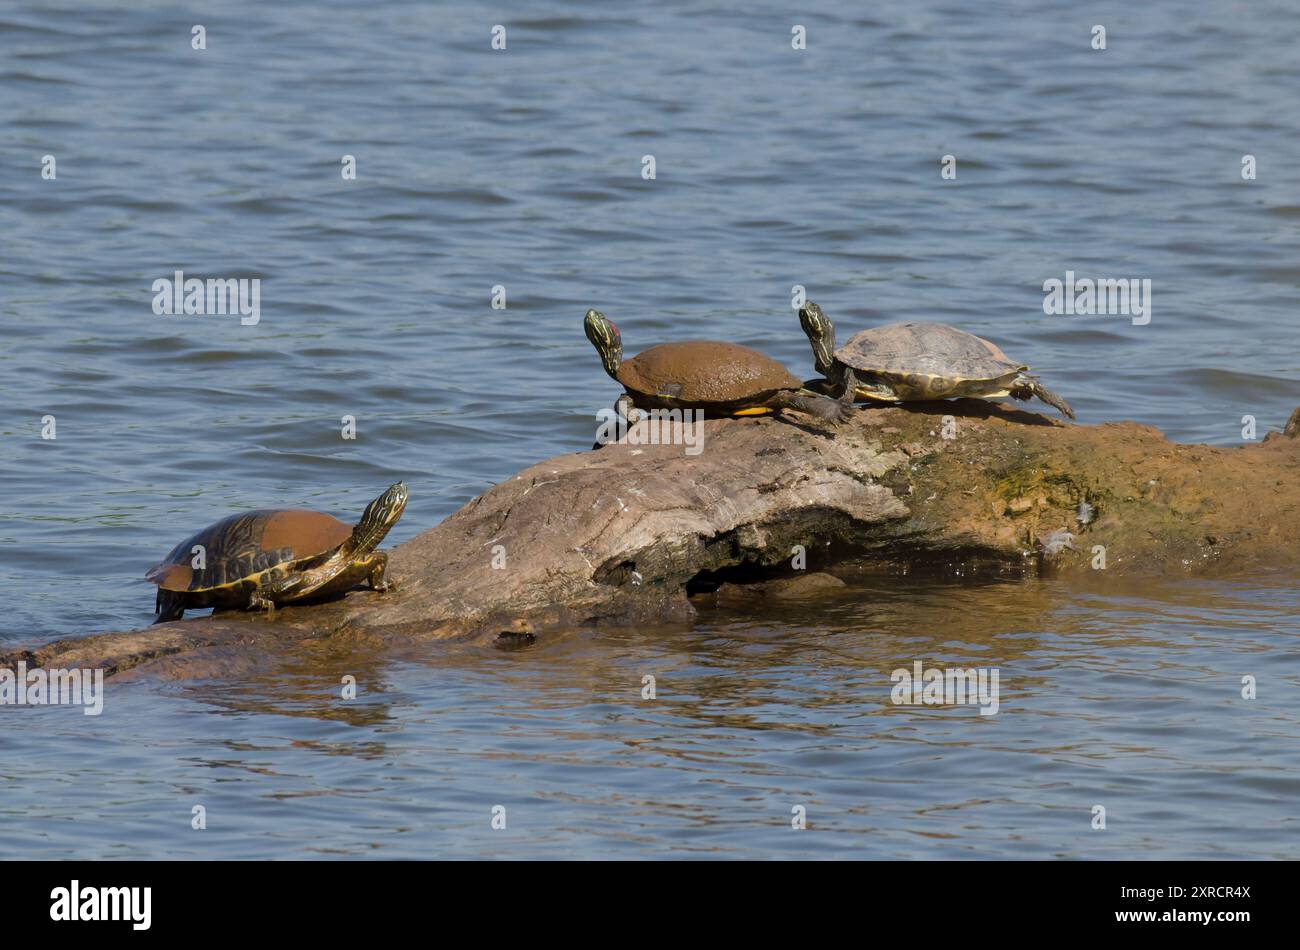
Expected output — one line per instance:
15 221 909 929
610 320 620 334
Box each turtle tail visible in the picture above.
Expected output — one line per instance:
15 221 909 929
1014 377 1075 419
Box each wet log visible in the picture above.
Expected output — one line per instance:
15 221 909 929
8 402 1300 679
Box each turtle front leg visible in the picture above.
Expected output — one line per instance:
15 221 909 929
836 367 858 409
248 573 305 617
616 392 644 426
248 591 277 617
367 552 394 592
594 393 643 450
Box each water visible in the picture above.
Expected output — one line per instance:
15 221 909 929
1 1 1298 858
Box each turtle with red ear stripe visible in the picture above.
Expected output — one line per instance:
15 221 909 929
583 308 855 427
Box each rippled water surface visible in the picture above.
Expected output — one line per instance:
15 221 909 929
1 1 1298 858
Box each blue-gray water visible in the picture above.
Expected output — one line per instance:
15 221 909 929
1 1 1298 858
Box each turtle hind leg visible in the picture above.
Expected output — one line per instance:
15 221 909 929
1012 375 1075 419
767 385 853 425
154 589 185 624
852 371 901 403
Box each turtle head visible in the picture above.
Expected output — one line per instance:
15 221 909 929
584 309 623 379
798 301 837 378
351 481 408 552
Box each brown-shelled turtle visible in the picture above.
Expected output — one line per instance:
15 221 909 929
798 302 1075 418
583 308 855 424
145 482 408 623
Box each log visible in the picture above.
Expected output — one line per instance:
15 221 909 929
8 402 1300 680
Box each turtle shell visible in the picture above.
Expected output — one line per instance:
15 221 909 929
616 341 801 404
145 509 352 593
836 323 1025 380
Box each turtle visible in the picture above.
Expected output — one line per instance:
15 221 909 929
798 302 1075 418
583 308 855 427
145 481 409 623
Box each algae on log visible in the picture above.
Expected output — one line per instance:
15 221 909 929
10 402 1300 679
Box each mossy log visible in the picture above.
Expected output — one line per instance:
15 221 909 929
8 402 1300 680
